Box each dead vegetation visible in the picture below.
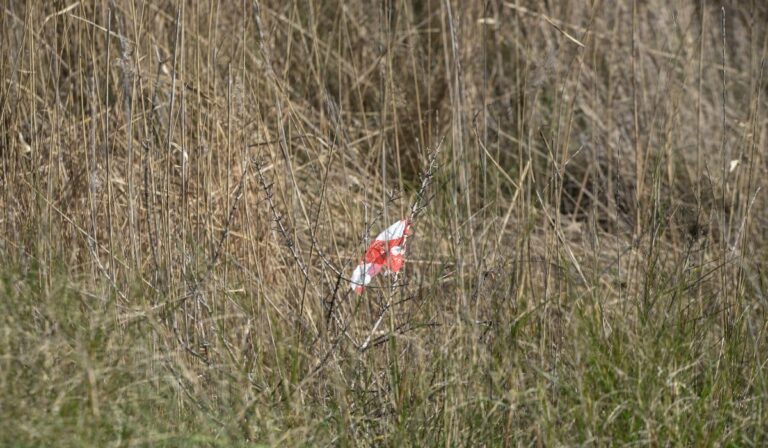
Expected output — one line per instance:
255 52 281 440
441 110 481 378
1 0 767 445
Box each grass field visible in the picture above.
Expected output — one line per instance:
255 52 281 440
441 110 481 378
1 0 767 446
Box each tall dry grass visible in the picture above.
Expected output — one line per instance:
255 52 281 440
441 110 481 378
1 0 767 445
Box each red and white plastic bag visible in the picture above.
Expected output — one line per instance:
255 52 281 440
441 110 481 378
350 219 410 294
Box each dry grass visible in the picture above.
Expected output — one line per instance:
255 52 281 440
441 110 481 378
1 0 767 445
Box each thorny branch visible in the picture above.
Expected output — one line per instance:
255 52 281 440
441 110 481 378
360 137 444 352
253 158 311 283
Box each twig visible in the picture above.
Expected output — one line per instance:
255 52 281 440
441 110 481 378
360 138 443 352
253 157 310 283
